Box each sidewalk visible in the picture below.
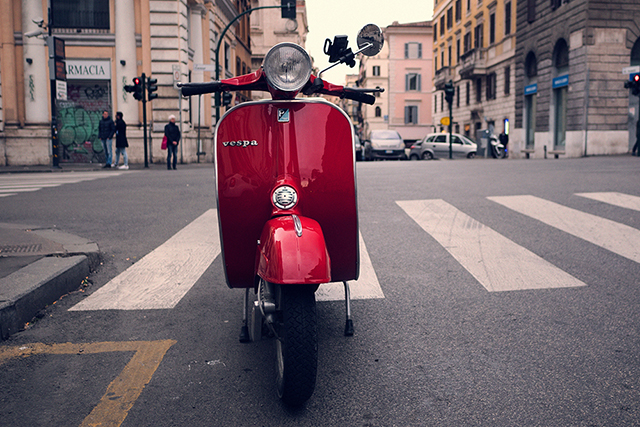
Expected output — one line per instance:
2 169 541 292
0 223 100 341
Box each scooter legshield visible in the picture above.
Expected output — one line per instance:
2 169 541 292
256 216 331 285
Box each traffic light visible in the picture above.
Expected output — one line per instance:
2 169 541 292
444 80 455 105
222 92 233 106
124 77 143 101
124 77 144 101
147 77 158 101
281 0 296 19
625 73 640 96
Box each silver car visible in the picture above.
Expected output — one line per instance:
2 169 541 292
364 130 406 161
409 133 477 160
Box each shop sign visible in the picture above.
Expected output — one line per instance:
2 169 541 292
66 59 111 80
524 83 537 95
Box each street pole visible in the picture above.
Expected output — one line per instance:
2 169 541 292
449 98 453 159
48 8 60 168
141 73 148 168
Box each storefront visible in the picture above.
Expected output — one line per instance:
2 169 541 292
57 59 112 163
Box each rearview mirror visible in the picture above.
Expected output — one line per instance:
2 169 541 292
357 24 384 57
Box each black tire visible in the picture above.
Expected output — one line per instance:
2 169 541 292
422 151 434 160
467 152 476 159
275 285 317 406
410 154 419 160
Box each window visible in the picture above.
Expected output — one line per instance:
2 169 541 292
466 81 470 105
405 73 422 91
405 43 422 59
375 106 382 117
505 2 512 35
474 24 483 49
372 65 381 76
435 56 438 71
441 51 445 68
486 73 496 100
528 0 536 22
489 13 495 45
456 39 461 62
434 23 438 41
456 85 460 107
440 16 445 35
51 0 109 29
441 93 444 112
434 95 438 113
467 0 471 13
464 32 472 54
447 8 453 29
476 78 482 103
405 106 418 124
448 45 452 66
455 0 462 21
504 66 511 95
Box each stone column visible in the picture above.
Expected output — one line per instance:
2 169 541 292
190 5 205 125
115 0 139 123
22 0 49 125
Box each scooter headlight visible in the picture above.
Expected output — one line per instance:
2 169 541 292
272 185 298 210
263 43 312 92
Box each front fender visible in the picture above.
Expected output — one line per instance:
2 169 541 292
256 216 331 285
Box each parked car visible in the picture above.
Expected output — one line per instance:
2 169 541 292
364 130 406 161
354 134 364 161
409 133 477 160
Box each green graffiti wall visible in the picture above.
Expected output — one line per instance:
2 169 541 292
57 82 111 163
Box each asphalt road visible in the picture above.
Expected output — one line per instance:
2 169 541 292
1 157 639 426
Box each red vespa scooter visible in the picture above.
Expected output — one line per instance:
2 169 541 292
181 24 384 406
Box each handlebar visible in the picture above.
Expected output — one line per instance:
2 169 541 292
342 88 377 105
180 82 224 97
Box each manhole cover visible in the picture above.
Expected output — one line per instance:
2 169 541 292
0 244 43 254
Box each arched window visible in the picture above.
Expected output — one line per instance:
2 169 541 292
525 51 537 80
553 39 569 75
375 106 382 117
631 38 640 66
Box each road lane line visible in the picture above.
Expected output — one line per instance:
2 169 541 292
575 192 640 212
397 199 586 292
0 340 176 427
489 195 640 264
316 231 385 301
70 209 220 310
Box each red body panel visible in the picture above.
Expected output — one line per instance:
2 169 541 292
215 99 359 288
256 216 331 285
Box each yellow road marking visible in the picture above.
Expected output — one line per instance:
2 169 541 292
0 340 176 427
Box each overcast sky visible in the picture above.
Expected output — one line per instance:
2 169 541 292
305 0 434 85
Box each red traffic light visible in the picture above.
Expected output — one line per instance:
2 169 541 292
634 74 640 83
133 77 141 85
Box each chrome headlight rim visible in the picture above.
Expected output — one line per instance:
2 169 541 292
272 185 298 210
263 42 312 93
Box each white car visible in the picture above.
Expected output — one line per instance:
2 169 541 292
409 133 477 160
364 130 406 161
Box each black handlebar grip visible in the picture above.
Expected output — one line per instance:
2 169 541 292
180 82 223 97
343 88 376 105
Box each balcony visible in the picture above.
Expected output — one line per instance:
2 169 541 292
434 66 451 90
459 48 487 80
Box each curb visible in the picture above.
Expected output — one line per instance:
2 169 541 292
0 228 100 341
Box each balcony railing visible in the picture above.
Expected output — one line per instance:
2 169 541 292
434 66 451 90
459 48 487 79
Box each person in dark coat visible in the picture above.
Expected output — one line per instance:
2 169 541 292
164 115 181 170
113 112 129 169
98 110 116 168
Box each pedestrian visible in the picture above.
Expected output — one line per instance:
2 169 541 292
113 112 129 170
633 118 640 156
499 130 509 158
164 114 181 170
98 110 116 168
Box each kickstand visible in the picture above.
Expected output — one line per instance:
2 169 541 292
239 288 251 343
343 281 354 336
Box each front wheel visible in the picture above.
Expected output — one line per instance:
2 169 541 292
275 284 318 406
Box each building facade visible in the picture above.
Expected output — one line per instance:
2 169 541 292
385 21 434 143
359 37 390 135
432 0 516 145
0 0 252 166
513 0 640 158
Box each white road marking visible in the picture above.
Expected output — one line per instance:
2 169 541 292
489 195 640 264
0 172 125 196
316 232 385 302
70 209 221 311
397 199 586 292
575 192 640 212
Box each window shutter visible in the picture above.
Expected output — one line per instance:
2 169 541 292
417 74 422 92
404 43 409 58
418 43 422 59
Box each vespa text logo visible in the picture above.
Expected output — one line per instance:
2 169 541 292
222 140 258 147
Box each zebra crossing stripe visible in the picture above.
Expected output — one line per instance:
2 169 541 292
316 232 385 302
0 172 125 196
489 195 640 264
575 192 640 212
70 209 221 311
397 199 586 292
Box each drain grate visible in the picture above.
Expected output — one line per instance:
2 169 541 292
0 244 43 254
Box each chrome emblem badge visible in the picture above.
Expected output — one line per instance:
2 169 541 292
277 109 290 123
